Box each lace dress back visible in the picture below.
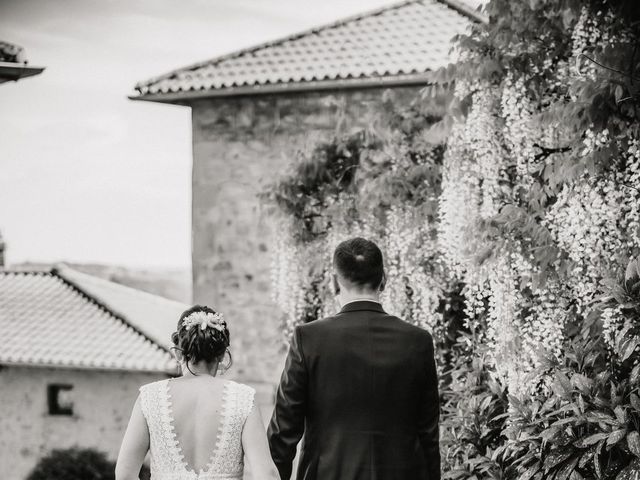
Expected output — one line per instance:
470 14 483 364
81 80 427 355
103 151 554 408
139 379 255 480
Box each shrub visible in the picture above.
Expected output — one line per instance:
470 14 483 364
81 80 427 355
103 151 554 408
497 312 640 480
26 448 115 480
441 328 509 480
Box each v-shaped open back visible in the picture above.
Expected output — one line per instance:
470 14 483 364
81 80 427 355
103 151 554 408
139 378 255 480
165 378 230 474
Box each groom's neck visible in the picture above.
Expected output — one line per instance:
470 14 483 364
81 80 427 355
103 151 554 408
338 290 381 308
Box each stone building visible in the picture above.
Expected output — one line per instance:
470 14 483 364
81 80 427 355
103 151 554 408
0 265 185 479
132 0 482 388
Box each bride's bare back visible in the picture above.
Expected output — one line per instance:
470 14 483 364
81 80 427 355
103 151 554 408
138 377 253 478
167 376 228 473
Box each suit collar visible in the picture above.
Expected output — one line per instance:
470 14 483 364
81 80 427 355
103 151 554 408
339 300 385 314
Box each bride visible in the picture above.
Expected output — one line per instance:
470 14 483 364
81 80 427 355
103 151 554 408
116 305 280 480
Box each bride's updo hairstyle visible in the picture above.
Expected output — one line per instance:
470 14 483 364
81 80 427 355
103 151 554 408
171 305 232 374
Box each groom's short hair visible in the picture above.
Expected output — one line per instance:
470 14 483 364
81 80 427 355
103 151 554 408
333 237 384 290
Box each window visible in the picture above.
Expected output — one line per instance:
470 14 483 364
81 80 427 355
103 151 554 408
47 384 74 416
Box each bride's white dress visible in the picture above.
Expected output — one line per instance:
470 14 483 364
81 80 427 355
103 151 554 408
139 379 255 480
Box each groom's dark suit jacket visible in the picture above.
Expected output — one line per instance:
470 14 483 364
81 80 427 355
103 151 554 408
268 301 440 480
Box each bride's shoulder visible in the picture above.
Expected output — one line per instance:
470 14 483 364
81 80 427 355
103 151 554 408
224 380 256 409
138 378 169 395
225 379 255 396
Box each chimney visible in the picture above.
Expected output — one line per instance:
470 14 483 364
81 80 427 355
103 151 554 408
0 231 5 268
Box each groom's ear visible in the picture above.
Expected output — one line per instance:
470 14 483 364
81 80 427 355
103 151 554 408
332 274 341 295
379 273 386 292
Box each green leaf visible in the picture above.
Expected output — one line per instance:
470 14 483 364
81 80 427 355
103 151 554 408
552 417 580 428
574 433 610 448
556 457 579 480
615 406 627 424
545 450 573 471
541 426 562 442
628 431 640 457
443 469 470 480
553 372 573 398
622 338 640 361
572 374 594 393
615 458 640 480
585 412 616 425
594 451 603 479
579 449 595 468
607 429 628 448
519 466 541 480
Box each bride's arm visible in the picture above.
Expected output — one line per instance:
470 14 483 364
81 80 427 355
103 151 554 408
115 397 149 480
242 405 281 480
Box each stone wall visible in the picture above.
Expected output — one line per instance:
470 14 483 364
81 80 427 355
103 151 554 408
0 365 164 480
189 86 420 387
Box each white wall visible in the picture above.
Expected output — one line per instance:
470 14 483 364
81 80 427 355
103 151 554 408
0 365 165 479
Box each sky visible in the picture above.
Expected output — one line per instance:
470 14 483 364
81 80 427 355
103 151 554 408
0 0 398 269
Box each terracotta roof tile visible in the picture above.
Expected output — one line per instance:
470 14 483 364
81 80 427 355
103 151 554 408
0 268 177 373
133 0 483 100
56 265 187 350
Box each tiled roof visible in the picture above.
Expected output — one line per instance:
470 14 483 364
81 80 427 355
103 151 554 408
57 265 187 350
133 0 483 102
0 267 178 373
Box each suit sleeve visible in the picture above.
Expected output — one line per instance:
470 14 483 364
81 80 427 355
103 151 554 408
419 334 441 480
268 325 308 480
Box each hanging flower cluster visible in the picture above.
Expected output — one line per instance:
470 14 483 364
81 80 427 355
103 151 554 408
545 176 618 311
267 108 454 343
270 219 308 339
600 305 625 350
484 254 529 395
265 0 640 415
438 82 545 394
570 6 608 80
467 88 509 218
501 74 536 187
433 0 640 401
438 122 482 277
382 205 445 332
543 131 640 316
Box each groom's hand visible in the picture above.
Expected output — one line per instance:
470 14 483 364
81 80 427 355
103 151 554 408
268 326 308 480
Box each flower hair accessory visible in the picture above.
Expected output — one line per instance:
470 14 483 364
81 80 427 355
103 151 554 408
182 311 226 332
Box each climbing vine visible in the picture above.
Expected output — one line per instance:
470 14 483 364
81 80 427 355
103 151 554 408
264 0 640 478
266 97 455 342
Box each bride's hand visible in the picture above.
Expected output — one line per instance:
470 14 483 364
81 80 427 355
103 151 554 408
242 405 281 480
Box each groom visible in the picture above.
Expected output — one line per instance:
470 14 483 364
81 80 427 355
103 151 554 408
268 237 440 480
